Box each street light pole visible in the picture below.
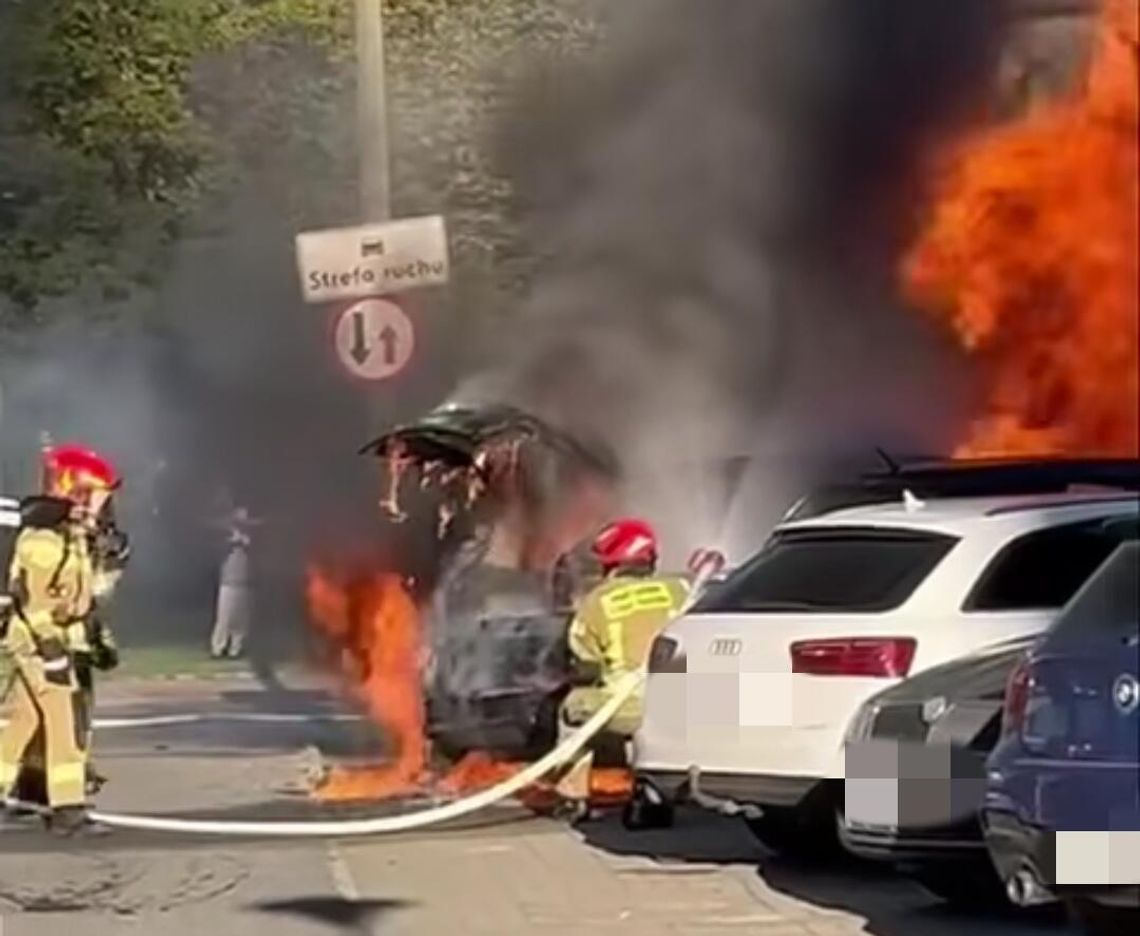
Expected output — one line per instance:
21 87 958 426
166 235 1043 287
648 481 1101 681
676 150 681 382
357 0 391 223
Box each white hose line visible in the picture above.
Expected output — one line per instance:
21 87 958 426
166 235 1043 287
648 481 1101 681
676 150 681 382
89 670 644 837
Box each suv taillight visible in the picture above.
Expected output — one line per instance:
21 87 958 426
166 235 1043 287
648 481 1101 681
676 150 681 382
648 635 687 673
790 637 916 678
1002 656 1032 738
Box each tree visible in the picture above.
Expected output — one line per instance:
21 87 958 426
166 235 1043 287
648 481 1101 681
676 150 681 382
0 0 601 323
0 0 348 319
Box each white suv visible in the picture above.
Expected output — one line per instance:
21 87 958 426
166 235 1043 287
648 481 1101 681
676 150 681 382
1 496 20 615
633 490 1139 852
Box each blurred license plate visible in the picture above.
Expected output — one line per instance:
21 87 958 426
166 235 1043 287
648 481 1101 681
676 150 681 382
844 739 901 830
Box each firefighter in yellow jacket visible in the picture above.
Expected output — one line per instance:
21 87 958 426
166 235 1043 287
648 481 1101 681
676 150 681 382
0 445 119 834
553 518 689 817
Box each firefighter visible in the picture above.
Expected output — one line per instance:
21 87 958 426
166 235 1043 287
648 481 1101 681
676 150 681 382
0 445 118 834
73 490 129 793
552 518 689 819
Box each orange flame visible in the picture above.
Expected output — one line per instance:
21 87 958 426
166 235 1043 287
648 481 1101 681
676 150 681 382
306 568 637 807
904 0 1139 458
436 752 526 797
307 568 428 801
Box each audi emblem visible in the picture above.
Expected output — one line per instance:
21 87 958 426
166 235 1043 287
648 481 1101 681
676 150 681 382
709 638 743 657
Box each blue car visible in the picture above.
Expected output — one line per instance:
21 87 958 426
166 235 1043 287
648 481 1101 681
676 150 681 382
984 539 1140 935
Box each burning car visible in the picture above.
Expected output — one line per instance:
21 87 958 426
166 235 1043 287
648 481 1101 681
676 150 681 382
348 404 619 765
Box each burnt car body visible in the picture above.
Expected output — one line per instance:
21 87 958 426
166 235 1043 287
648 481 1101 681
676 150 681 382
363 405 616 761
424 607 572 760
422 545 577 759
841 636 1036 902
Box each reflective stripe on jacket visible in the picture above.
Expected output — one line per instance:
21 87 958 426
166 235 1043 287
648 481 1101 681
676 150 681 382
567 574 690 687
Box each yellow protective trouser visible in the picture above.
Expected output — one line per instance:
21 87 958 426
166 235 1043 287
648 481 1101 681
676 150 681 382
0 668 87 808
553 685 642 802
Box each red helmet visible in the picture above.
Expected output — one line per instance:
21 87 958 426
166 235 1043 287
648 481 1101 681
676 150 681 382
592 518 658 568
42 445 120 503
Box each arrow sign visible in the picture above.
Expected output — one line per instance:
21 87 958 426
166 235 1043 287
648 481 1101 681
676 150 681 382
350 311 370 365
377 325 398 366
334 298 414 381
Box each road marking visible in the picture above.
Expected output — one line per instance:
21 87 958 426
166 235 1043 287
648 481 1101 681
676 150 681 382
0 712 363 730
327 842 362 901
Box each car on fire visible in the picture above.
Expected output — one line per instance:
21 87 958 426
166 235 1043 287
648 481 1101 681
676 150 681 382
633 458 1140 855
983 541 1140 936
362 403 738 764
363 404 616 762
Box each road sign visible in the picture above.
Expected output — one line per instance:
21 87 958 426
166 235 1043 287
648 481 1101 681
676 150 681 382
296 215 449 304
333 298 415 381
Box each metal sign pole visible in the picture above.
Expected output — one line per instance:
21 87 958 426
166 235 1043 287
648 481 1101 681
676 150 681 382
356 0 392 424
357 0 391 224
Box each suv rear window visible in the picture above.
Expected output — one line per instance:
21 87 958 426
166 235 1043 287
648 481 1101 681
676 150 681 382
1049 541 1139 640
693 527 958 614
964 514 1139 612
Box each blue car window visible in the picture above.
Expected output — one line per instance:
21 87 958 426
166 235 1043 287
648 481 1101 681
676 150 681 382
1049 541 1139 641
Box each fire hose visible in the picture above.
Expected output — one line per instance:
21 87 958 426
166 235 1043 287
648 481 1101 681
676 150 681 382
43 568 715 838
87 669 646 837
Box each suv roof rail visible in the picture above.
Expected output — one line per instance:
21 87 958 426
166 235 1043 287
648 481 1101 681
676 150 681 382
985 492 1140 516
786 457 1140 522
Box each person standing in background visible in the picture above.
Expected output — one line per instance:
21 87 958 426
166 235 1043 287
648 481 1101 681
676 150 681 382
209 506 257 659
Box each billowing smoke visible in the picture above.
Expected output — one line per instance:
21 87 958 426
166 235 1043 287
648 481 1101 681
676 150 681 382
0 0 1024 664
455 0 1013 564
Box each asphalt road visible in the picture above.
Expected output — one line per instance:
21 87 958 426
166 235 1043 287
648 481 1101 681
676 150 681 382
0 678 1077 936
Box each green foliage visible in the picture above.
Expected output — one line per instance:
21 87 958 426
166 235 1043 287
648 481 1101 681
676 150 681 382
0 0 601 322
0 0 348 318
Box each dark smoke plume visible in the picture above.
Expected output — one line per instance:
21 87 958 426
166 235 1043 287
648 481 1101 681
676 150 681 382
457 0 1012 561
0 0 1018 659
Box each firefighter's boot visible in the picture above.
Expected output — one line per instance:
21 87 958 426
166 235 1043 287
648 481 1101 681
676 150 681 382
85 765 107 796
47 805 110 838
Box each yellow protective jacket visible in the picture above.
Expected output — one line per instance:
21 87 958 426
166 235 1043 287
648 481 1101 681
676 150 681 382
567 574 690 688
4 522 94 674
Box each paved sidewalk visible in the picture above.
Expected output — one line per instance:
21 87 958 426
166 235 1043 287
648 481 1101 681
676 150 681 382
338 809 1069 936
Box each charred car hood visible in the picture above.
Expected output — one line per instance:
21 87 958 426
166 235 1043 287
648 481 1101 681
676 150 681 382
361 403 617 478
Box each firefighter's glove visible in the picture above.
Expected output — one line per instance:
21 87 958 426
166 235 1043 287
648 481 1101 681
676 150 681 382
569 658 603 687
88 619 120 671
96 526 131 569
37 637 73 688
91 642 119 672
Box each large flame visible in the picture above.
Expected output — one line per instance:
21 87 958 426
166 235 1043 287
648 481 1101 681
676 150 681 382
307 568 429 800
306 569 634 806
905 0 1139 458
